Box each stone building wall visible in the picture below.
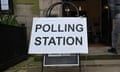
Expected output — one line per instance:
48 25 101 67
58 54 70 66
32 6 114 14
14 0 39 41
14 0 62 40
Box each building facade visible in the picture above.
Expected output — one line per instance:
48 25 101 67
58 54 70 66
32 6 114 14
0 0 113 47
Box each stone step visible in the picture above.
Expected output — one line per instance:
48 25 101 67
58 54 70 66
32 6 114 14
33 54 120 62
41 59 120 72
81 60 120 66
80 55 120 60
33 55 120 68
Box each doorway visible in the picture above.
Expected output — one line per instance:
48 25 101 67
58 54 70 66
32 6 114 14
62 0 112 47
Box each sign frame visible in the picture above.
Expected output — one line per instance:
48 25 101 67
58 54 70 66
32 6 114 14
43 54 80 67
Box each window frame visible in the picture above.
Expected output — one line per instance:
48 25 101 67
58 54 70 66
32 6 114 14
0 0 14 14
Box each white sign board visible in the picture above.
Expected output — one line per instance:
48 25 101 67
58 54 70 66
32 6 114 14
28 17 88 54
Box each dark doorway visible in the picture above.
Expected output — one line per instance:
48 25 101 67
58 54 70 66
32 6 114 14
101 0 112 46
62 0 112 46
62 0 87 17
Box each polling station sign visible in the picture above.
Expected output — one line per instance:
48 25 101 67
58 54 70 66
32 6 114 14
28 17 88 54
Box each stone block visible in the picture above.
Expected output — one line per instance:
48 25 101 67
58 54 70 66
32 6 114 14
15 4 33 16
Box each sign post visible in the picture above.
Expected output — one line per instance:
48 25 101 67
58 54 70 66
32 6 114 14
29 17 88 72
28 2 88 72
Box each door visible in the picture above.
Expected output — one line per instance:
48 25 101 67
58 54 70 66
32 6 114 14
101 0 112 45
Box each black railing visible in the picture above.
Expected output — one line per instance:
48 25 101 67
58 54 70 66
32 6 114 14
0 24 28 71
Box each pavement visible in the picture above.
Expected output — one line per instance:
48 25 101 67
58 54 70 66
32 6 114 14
3 46 120 72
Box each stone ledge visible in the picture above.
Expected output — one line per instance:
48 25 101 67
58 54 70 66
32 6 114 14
80 55 120 60
33 55 120 62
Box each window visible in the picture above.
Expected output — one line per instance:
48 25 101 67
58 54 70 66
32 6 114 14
0 0 13 14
